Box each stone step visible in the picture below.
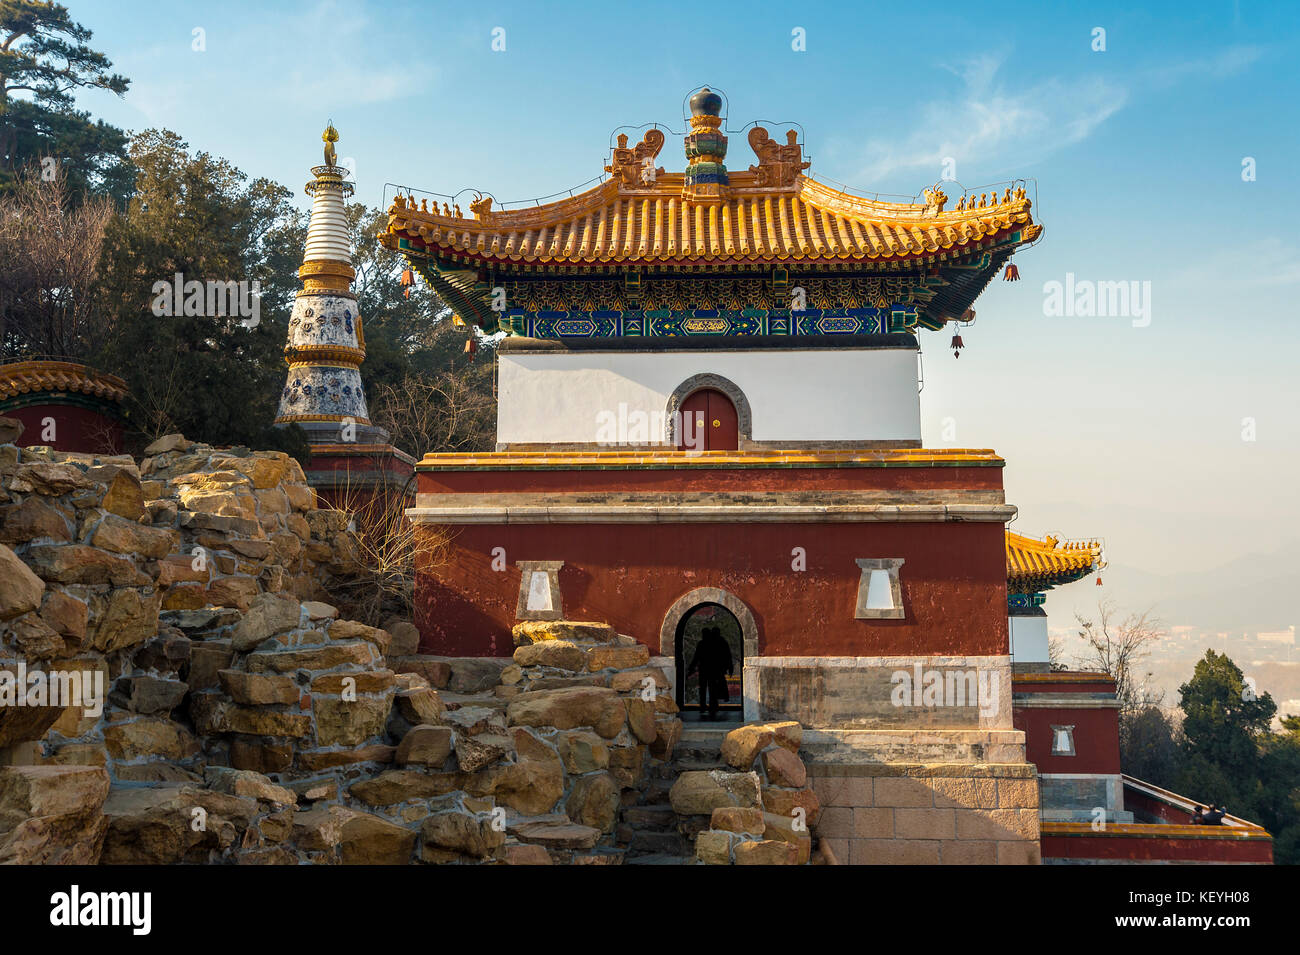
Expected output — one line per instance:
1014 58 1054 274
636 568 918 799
626 830 686 856
621 805 678 830
639 779 675 805
665 764 728 779
625 853 692 866
674 745 724 763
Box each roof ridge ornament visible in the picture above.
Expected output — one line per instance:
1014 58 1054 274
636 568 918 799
747 126 809 189
682 87 729 205
605 128 667 191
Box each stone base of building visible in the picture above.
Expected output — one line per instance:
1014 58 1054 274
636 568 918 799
302 441 416 511
800 728 1029 764
809 760 1042 865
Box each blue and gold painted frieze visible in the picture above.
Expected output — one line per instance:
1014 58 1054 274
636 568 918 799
504 304 918 339
1007 592 1048 612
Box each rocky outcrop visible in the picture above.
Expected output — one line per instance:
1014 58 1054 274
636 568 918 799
0 422 823 866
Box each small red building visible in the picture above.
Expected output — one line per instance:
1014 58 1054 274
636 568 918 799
0 360 126 454
1004 539 1272 863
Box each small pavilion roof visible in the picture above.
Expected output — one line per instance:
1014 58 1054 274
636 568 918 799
0 360 128 405
382 173 1039 270
1006 531 1102 593
381 101 1041 333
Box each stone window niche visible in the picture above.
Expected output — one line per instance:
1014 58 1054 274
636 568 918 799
1050 724 1077 757
854 558 905 619
515 560 564 621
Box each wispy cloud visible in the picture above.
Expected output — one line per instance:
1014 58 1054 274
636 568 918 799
272 0 435 108
854 52 1124 185
853 45 1262 187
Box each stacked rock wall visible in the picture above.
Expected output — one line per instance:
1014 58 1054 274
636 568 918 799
0 426 714 864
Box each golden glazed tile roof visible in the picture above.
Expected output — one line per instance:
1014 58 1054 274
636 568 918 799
0 361 128 404
1006 531 1102 593
383 173 1039 269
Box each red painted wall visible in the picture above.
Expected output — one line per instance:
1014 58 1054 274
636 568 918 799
415 519 1008 657
419 465 1003 495
1014 705 1121 775
5 404 122 454
1041 832 1272 864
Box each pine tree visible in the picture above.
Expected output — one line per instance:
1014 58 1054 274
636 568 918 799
0 1 130 198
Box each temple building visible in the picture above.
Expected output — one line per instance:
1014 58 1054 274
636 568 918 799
0 360 126 454
381 89 1271 864
274 126 413 503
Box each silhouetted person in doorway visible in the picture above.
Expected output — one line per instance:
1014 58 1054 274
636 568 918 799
687 625 733 720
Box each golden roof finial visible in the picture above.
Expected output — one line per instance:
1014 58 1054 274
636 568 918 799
323 121 339 167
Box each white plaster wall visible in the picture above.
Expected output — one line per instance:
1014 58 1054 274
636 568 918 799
497 348 920 445
1009 614 1050 665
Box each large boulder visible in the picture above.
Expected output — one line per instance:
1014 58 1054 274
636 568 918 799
506 687 627 739
511 621 616 646
204 768 296 807
218 670 299 706
340 812 416 864
395 724 454 767
455 732 512 773
0 543 44 620
586 644 650 671
565 772 621 833
733 839 800 866
90 514 174 559
0 416 23 445
421 810 505 860
0 766 110 864
348 770 463 807
0 497 73 544
88 588 162 653
511 818 601 850
103 717 200 761
315 686 397 746
490 729 565 815
513 640 588 671
100 785 257 865
25 544 150 587
669 770 762 815
761 745 807 788
229 593 302 652
721 724 773 769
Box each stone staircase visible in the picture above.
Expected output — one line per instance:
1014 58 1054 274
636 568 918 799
621 720 740 864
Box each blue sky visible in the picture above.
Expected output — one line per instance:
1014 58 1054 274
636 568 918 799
71 1 1300 623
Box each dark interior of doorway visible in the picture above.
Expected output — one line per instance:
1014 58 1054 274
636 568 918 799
673 602 743 716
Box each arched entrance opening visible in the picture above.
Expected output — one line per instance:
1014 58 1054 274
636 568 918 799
660 587 760 723
677 388 739 451
673 603 744 720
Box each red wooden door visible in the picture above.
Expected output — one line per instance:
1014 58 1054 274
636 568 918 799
679 388 738 451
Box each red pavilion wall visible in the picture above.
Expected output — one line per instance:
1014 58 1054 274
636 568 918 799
1040 831 1273 864
414 519 1009 658
1014 704 1121 775
4 403 123 455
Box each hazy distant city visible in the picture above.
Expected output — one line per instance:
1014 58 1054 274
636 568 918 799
1052 555 1299 726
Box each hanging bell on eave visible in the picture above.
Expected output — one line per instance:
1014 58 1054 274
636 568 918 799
1096 575 1103 586
951 331 964 358
464 336 477 360
1003 263 1020 281
400 267 414 299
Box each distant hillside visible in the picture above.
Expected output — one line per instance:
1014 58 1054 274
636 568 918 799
1054 546 1300 634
